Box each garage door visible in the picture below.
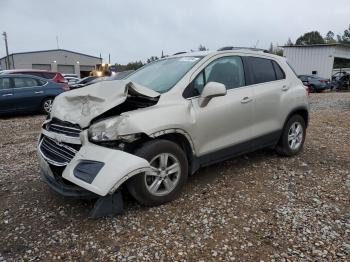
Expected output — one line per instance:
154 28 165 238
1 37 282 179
80 65 94 71
32 64 51 71
57 65 75 74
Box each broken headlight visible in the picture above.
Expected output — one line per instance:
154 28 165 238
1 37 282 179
88 117 139 142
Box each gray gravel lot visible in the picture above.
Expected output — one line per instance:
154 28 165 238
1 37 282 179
0 93 349 261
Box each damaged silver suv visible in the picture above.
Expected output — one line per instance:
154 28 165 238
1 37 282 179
38 48 309 216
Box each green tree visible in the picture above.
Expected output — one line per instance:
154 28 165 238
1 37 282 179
286 37 294 46
337 25 350 44
295 31 324 45
146 56 159 63
324 31 336 43
198 44 208 51
115 61 143 71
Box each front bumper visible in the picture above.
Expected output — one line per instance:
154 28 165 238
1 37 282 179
38 130 150 197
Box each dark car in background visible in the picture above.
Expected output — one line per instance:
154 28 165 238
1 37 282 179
0 69 66 84
298 75 331 93
88 70 135 85
69 76 97 89
332 73 350 91
0 74 69 115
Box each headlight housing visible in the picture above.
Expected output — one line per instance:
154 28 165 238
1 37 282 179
88 117 139 142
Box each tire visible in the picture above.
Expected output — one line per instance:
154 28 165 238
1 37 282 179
127 139 188 206
276 115 306 157
41 97 54 114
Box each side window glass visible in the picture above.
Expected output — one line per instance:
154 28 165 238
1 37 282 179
204 56 245 90
0 78 11 89
14 77 38 88
193 71 205 95
272 61 285 80
248 57 276 84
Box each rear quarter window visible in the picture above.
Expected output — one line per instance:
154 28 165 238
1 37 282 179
272 61 285 80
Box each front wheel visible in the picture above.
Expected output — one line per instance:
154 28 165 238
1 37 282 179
127 139 188 206
276 115 306 156
41 98 54 114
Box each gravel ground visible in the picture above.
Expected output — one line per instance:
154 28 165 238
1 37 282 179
0 93 349 261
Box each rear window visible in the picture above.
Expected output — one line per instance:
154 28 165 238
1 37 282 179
41 72 56 79
247 57 276 84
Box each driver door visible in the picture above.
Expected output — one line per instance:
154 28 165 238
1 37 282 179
187 56 254 163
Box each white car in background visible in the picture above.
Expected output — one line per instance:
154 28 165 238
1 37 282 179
37 48 309 217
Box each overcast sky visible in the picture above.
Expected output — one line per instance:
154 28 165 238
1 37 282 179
1 0 349 64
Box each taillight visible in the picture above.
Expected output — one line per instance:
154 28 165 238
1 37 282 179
54 73 66 83
62 83 70 91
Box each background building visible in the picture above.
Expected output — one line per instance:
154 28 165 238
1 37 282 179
0 49 102 77
283 44 350 79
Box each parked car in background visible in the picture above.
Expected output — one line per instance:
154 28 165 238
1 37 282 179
65 77 80 85
88 70 135 85
298 75 331 92
62 73 79 79
69 76 97 89
332 73 350 91
0 74 69 114
0 69 66 84
38 49 309 217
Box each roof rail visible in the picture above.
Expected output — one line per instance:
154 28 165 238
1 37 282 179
173 51 187 55
217 46 270 53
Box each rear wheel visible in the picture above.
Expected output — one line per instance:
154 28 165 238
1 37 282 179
41 98 54 114
276 115 306 156
127 139 188 206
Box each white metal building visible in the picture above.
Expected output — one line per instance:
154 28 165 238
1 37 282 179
283 44 350 79
0 49 102 77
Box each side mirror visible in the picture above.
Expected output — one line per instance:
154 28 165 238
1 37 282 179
198 82 227 107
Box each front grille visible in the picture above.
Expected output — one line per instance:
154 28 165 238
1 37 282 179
39 136 81 166
46 118 82 138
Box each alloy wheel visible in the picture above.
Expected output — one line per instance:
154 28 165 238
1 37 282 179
144 153 181 196
288 122 303 150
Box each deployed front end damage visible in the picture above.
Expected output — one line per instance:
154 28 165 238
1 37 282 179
37 80 159 217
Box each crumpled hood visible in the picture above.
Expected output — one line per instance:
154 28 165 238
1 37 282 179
51 80 160 128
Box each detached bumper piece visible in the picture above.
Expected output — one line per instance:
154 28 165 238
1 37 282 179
89 191 124 219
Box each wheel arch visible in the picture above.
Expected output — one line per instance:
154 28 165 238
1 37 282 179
284 106 309 128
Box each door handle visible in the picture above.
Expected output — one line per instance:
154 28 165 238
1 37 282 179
2 93 13 97
282 85 289 91
34 91 44 94
241 97 253 104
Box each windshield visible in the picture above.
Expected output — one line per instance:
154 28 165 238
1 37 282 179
127 56 203 93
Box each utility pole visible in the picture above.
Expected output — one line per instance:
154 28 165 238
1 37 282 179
108 53 110 64
2 32 10 69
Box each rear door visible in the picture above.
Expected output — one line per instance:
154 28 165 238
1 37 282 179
0 77 15 113
12 76 46 111
244 56 286 142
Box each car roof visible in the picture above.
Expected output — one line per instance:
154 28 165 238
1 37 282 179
1 69 58 74
0 73 51 81
170 49 285 61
